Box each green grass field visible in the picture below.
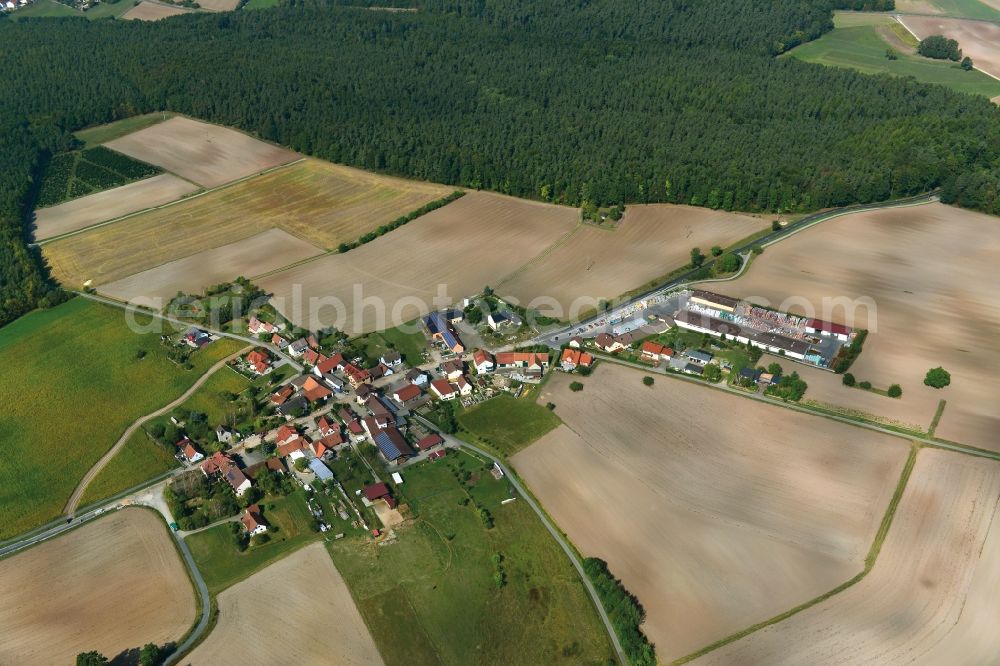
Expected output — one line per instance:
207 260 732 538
78 430 178 507
11 0 79 18
787 15 1000 98
185 491 317 595
326 456 614 665
12 0 132 20
243 0 278 9
355 322 428 366
74 112 174 147
457 392 561 456
0 298 242 539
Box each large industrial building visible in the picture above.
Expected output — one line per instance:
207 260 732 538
674 290 853 368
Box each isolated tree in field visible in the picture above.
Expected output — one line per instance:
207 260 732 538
77 653 109 666
886 48 898 60
771 220 781 231
710 245 723 257
842 372 856 386
917 35 962 61
961 56 974 70
569 381 584 392
690 247 705 268
859 380 872 389
888 384 902 398
642 376 654 386
924 367 951 388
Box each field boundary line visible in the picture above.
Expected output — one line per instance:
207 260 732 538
594 353 1000 463
928 399 948 436
672 442 920 664
63 345 252 517
35 158 306 246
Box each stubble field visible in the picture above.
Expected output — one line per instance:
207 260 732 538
498 204 766 316
899 15 1000 79
0 508 195 665
260 191 579 333
186 542 383 666
98 229 324 304
104 116 298 187
33 173 199 242
512 364 909 662
44 158 451 289
121 2 194 20
703 202 1000 450
697 449 1000 665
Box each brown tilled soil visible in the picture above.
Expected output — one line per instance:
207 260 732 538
260 191 579 333
105 116 298 188
899 15 1000 79
121 2 194 20
33 174 199 242
185 543 384 666
512 364 908 662
0 508 195 665
702 202 1000 451
98 228 324 304
497 204 765 317
698 449 1000 665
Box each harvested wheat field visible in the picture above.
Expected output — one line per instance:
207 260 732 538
186 542 383 666
512 364 909 662
498 204 765 317
196 0 239 10
105 116 298 188
0 508 195 665
121 1 194 20
899 16 1000 79
33 174 199 242
697 449 1000 665
702 202 1000 450
44 158 451 289
99 229 324 305
260 191 579 333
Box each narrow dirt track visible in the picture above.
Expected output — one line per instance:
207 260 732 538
63 346 250 516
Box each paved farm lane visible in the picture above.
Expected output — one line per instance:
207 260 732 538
63 346 251 517
411 414 629 666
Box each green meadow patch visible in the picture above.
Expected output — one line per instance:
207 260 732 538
0 298 242 539
326 456 613 665
457 392 561 456
79 430 179 508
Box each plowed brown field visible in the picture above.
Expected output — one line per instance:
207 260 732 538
105 116 297 187
260 191 579 333
186 543 383 666
512 364 909 662
0 508 195 665
698 449 1000 665
498 204 765 316
701 202 1000 450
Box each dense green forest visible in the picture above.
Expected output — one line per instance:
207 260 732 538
1 0 999 327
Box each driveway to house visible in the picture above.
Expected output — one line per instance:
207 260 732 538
63 346 250 517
